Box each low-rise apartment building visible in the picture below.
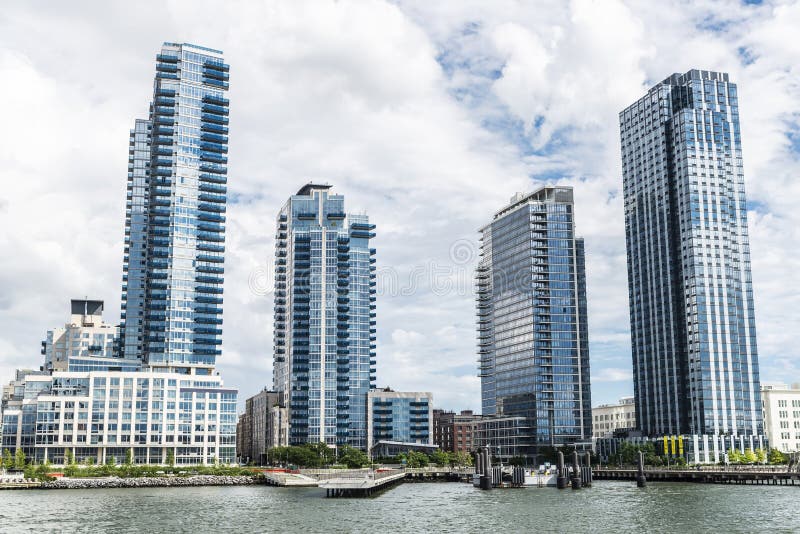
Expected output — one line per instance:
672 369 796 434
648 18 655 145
367 389 433 456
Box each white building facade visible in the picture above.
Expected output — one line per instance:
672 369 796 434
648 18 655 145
762 383 800 453
3 371 237 466
592 396 637 438
1 299 237 466
43 300 124 373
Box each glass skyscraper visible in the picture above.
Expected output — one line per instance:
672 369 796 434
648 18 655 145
477 186 591 454
0 42 237 467
273 184 376 450
620 69 762 438
120 42 230 376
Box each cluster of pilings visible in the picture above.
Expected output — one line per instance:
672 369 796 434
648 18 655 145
556 450 593 489
474 447 594 490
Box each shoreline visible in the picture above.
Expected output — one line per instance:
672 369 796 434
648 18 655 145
34 474 261 490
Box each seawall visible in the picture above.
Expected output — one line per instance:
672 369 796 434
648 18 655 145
41 475 258 490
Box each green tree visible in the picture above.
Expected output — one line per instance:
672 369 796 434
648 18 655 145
268 446 288 466
125 448 133 466
34 460 52 481
743 448 757 464
755 448 767 464
430 450 451 467
106 455 116 467
167 449 175 467
2 448 13 470
728 449 744 464
405 451 429 468
14 448 26 469
288 446 317 468
616 442 639 465
452 451 473 467
768 448 786 465
338 445 369 468
306 442 335 467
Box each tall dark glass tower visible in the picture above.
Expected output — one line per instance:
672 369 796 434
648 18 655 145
477 186 592 451
620 69 762 438
273 184 377 450
120 42 230 375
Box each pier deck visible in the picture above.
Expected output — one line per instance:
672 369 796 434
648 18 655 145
594 468 800 486
320 470 406 497
261 472 318 487
0 480 42 490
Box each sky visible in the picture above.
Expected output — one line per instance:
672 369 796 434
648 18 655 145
0 0 798 412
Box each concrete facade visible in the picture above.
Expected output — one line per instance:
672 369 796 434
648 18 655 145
592 396 637 438
236 388 287 464
762 383 800 453
43 300 131 373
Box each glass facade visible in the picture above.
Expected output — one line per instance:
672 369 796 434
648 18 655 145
120 43 230 375
0 43 237 466
367 390 432 452
620 69 762 437
273 184 376 450
477 186 591 453
2 372 236 464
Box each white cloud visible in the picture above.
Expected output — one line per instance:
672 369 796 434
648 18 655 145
0 0 797 413
592 368 634 383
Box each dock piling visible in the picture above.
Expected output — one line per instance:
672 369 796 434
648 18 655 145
636 451 647 488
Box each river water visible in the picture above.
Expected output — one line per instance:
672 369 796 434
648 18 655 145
1 480 797 533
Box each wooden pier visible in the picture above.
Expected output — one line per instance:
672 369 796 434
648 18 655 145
594 467 800 486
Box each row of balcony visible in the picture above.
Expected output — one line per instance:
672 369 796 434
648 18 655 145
202 102 229 116
196 296 223 304
198 243 225 254
199 162 227 175
200 152 228 164
203 93 229 106
195 306 222 315
198 212 226 223
196 254 224 263
201 122 228 135
196 265 224 274
202 112 229 125
200 141 228 154
203 76 229 89
199 173 227 185
201 131 228 144
197 232 225 243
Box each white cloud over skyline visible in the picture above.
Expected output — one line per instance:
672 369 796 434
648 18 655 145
0 0 798 412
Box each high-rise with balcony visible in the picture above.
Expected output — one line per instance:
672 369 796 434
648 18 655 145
476 186 592 457
120 42 230 375
620 69 762 440
273 184 376 450
0 43 236 467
